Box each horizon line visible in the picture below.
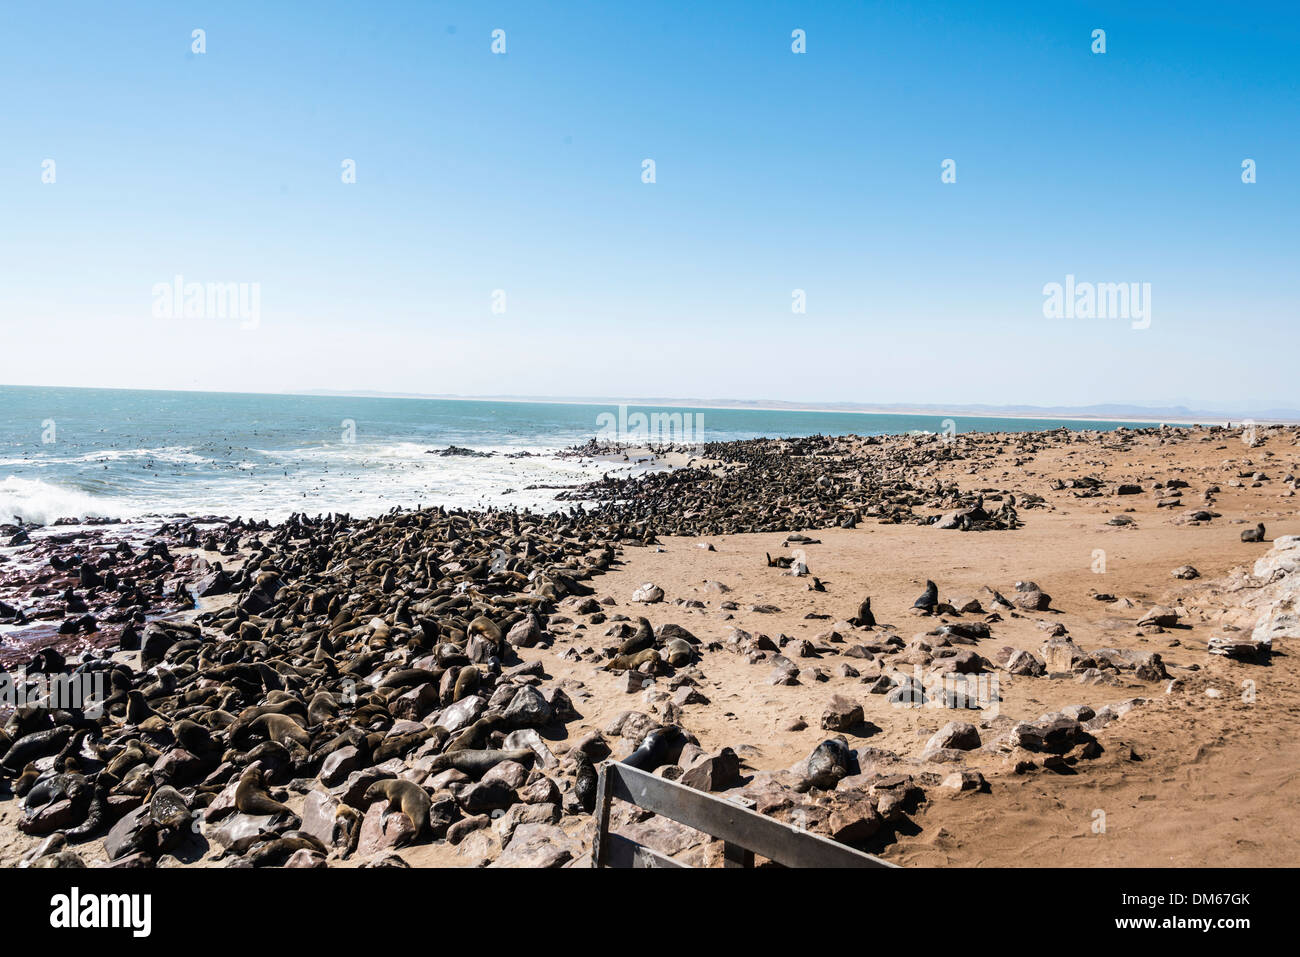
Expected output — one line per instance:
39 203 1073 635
3 382 1294 425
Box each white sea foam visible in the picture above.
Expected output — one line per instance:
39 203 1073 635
0 476 129 525
0 442 659 525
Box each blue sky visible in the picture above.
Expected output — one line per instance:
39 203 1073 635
1 1 1296 409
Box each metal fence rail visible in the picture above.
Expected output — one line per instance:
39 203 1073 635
592 760 898 869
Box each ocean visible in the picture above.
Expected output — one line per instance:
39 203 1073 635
0 385 1157 525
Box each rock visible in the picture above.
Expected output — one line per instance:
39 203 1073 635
923 721 981 756
820 695 864 732
1138 606 1182 628
497 802 561 843
1042 637 1085 673
1171 565 1200 580
319 746 361 786
435 695 486 732
492 823 575 868
1004 649 1046 676
192 568 231 597
672 685 709 707
1012 587 1051 611
826 800 883 843
208 812 281 852
283 848 327 868
459 779 516 814
631 583 665 603
503 686 553 727
103 806 155 861
299 789 344 848
680 748 741 792
932 648 987 674
356 800 418 855
481 760 529 790
507 615 543 648
941 770 986 791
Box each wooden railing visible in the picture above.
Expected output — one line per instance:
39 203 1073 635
591 760 898 868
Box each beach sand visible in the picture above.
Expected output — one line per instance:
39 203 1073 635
2 425 1297 867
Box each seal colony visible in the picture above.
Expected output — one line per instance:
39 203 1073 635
1 424 1297 867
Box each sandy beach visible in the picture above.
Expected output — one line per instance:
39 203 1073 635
2 424 1297 868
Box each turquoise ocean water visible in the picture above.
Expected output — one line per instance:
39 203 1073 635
0 385 1157 524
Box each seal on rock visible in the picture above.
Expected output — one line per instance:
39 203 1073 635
363 778 431 838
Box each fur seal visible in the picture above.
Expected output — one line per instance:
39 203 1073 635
622 727 673 772
913 580 938 613
1 726 72 773
616 618 655 656
606 648 660 673
467 615 504 648
1241 523 1265 543
452 665 480 701
363 778 431 838
431 747 534 778
234 766 294 817
801 736 853 791
850 597 876 627
248 713 311 748
572 751 597 813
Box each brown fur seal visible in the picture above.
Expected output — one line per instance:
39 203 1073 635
606 648 660 673
452 665 480 701
363 778 431 838
616 618 655 656
248 713 311 747
850 597 876 628
431 747 534 778
467 615 504 647
234 766 293 816
445 714 503 753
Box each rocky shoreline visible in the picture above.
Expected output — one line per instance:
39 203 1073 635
1 425 1295 868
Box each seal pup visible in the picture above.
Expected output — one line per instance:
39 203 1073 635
572 751 597 813
913 580 938 614
850 597 876 628
1241 523 1265 543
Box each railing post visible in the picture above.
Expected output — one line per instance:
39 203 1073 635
722 842 754 868
591 762 613 868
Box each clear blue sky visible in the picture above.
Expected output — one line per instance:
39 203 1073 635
1 1 1296 409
